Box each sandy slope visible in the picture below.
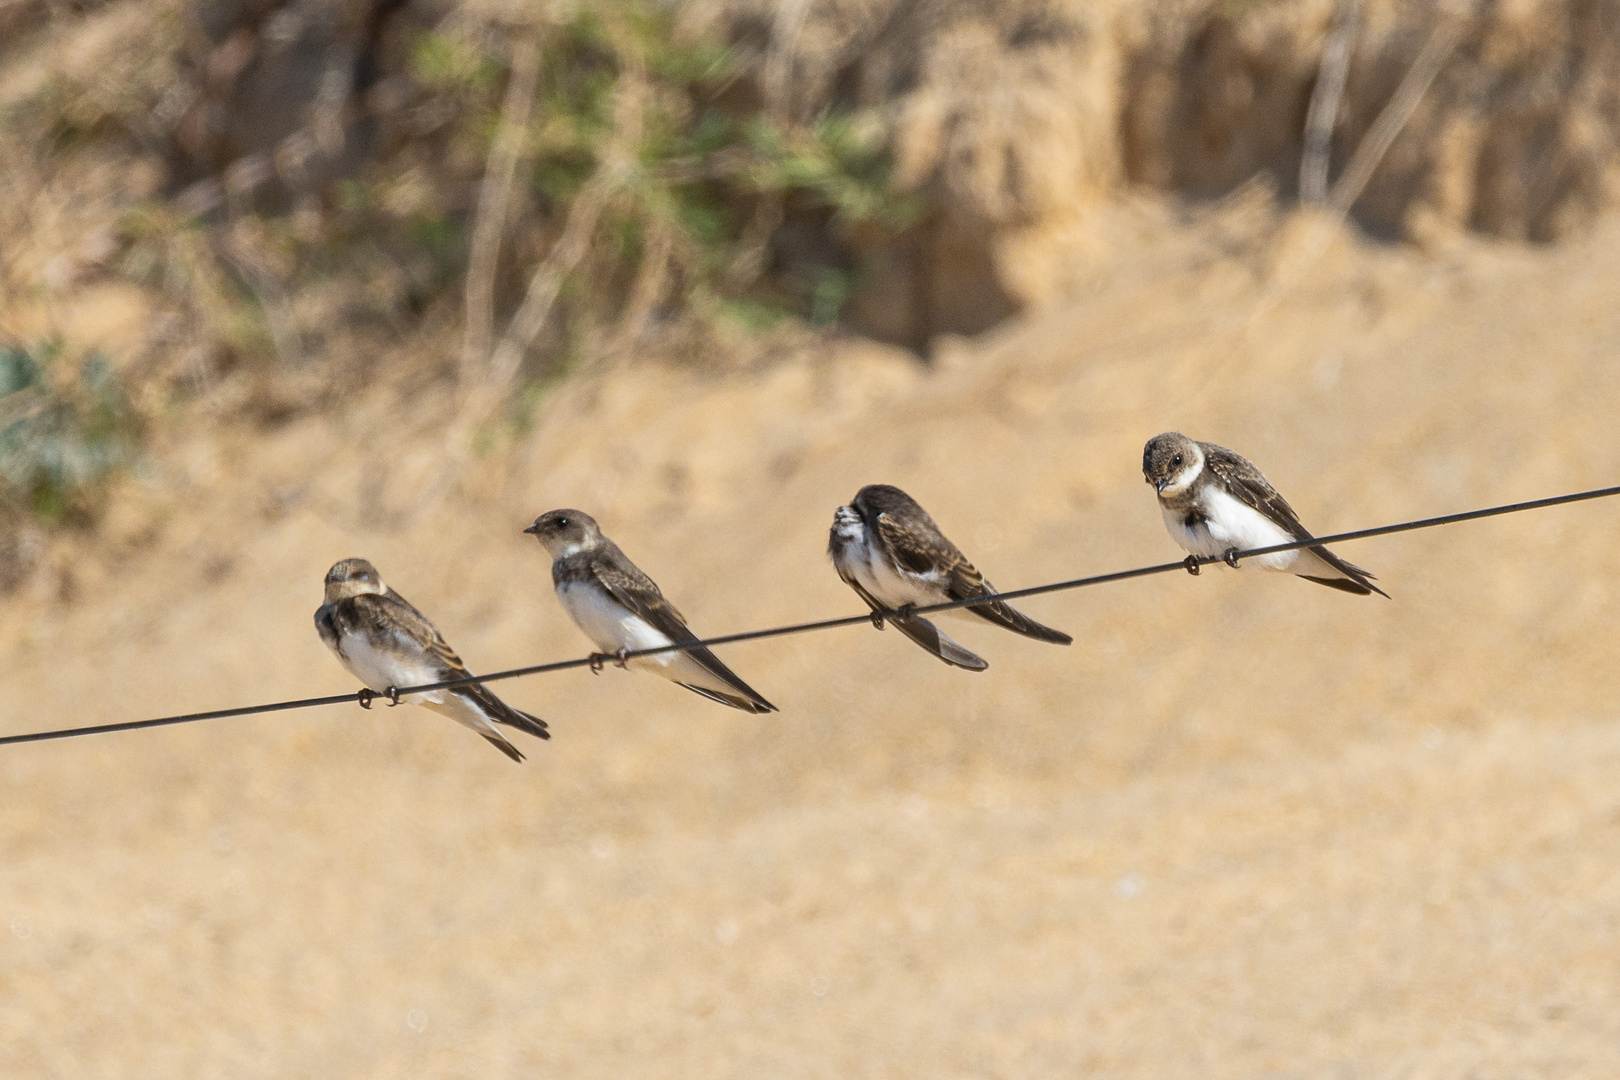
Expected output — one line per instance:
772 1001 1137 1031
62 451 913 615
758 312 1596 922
1 202 1619 1076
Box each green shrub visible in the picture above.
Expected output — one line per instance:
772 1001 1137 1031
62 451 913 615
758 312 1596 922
0 342 138 521
424 0 927 356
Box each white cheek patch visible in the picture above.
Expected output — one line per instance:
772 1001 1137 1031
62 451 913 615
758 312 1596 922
1158 457 1203 495
830 507 864 543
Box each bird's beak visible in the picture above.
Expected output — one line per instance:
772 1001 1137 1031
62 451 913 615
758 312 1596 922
1155 479 1168 493
522 523 541 535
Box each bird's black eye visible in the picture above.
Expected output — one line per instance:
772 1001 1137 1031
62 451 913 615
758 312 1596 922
556 517 569 528
1172 454 1183 467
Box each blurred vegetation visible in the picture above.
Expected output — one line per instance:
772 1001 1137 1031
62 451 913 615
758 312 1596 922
0 342 139 523
0 0 928 433
434 1 924 353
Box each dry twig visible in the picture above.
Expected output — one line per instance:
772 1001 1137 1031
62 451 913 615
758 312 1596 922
1300 0 1359 205
461 33 543 382
1179 12 1465 406
443 68 647 459
1328 18 1461 216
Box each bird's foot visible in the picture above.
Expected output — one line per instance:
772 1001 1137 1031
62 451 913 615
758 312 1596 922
1223 547 1241 568
612 648 630 669
356 688 375 710
1183 554 1201 576
384 686 402 707
895 604 918 621
588 653 609 675
869 611 886 631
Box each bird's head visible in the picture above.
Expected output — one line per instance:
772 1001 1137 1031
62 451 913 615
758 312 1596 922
1142 432 1203 496
523 509 602 559
324 558 387 604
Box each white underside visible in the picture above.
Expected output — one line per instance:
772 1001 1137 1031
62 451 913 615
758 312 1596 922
1162 486 1342 579
557 580 742 697
831 514 969 620
331 629 504 739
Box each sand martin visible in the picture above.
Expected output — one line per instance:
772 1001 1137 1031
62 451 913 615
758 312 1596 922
1141 432 1387 596
524 511 777 714
827 484 1073 671
314 558 550 762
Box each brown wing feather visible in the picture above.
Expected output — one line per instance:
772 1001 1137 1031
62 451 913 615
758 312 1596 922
874 512 976 582
350 594 550 739
591 545 776 711
588 545 693 642
1199 442 1387 597
1198 443 1311 539
349 592 471 675
874 513 1072 644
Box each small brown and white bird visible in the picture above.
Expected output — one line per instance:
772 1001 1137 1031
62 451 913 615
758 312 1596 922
314 558 550 761
524 511 777 713
827 484 1073 671
1141 432 1387 596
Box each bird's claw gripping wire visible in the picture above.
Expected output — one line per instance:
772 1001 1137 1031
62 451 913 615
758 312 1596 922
384 686 402 706
588 649 631 674
872 603 918 630
9 482 1620 750
1223 548 1242 568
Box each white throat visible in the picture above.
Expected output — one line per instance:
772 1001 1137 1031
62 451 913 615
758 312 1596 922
1158 457 1203 496
831 505 864 543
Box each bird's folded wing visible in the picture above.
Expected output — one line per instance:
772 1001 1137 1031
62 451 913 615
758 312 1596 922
349 592 465 679
1202 443 1384 593
586 549 778 704
875 512 975 580
588 550 694 644
1200 443 1313 540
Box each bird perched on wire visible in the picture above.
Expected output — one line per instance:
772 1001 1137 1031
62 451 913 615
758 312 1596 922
314 558 550 761
1142 432 1387 596
524 510 777 713
828 484 1073 670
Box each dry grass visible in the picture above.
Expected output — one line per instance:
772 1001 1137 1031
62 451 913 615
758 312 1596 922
0 200 1617 1073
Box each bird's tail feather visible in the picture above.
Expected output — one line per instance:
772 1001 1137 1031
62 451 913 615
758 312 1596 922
964 595 1073 644
676 645 778 713
891 614 989 671
481 731 525 762
1304 545 1389 598
678 683 776 713
457 684 551 740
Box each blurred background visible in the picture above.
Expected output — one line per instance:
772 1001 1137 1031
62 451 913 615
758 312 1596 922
3 0 1620 1073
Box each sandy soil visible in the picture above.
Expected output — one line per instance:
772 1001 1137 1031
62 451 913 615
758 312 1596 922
1 201 1619 1076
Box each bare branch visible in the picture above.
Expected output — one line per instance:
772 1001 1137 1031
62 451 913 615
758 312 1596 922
461 32 542 382
1329 17 1461 216
1300 0 1359 205
443 70 646 456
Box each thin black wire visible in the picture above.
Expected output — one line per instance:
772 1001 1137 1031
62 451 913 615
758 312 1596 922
3 481 1617 748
